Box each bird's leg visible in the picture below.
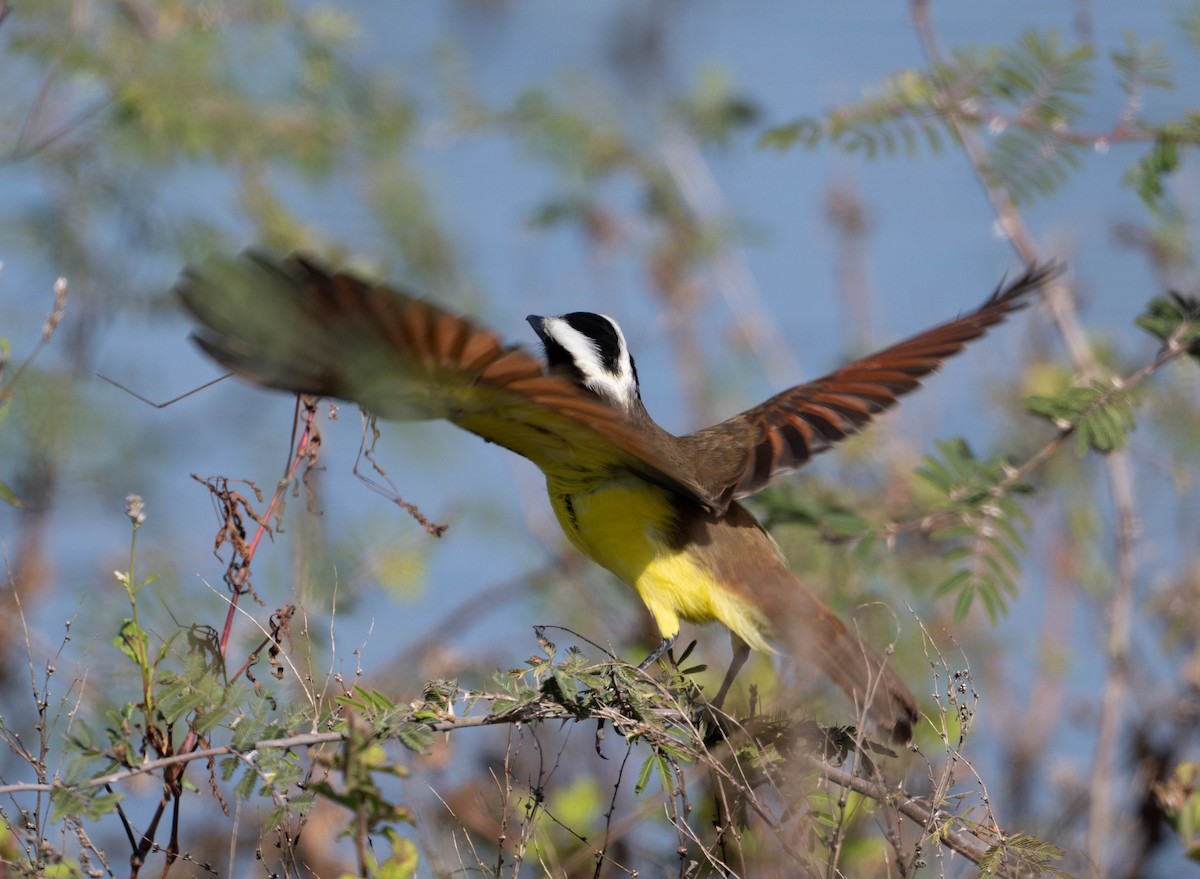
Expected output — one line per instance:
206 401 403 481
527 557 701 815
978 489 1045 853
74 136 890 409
710 636 751 711
637 634 677 670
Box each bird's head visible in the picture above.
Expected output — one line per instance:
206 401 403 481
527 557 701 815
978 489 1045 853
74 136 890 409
527 312 641 415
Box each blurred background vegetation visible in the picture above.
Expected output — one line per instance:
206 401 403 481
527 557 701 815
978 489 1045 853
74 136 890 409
2 2 1200 876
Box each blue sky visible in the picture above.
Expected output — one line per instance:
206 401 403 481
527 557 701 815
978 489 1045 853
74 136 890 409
2 5 1197 865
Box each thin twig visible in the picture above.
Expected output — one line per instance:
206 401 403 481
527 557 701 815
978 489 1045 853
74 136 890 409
96 372 232 408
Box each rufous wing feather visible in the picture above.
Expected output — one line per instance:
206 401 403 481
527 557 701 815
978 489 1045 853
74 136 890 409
683 262 1060 511
177 251 715 502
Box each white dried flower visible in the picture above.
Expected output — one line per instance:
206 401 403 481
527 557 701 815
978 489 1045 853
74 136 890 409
125 494 146 526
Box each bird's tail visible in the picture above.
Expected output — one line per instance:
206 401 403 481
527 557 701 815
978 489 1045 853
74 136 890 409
776 585 919 744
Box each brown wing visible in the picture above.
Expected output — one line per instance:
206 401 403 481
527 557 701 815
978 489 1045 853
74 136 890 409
177 251 712 501
681 262 1059 511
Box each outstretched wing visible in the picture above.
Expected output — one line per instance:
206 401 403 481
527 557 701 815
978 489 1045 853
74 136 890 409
681 263 1059 511
177 251 711 499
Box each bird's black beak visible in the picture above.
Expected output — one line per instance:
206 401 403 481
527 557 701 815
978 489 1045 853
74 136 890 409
526 315 548 344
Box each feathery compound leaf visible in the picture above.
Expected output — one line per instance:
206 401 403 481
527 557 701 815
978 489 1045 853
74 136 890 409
1125 114 1200 212
762 29 1095 206
758 117 823 151
993 30 1094 124
1112 32 1174 94
919 439 1031 623
1025 382 1136 455
758 65 953 158
985 127 1085 205
1137 292 1200 359
982 31 1093 204
979 831 1069 877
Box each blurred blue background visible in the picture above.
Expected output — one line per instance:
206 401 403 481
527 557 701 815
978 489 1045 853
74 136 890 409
1 2 1198 873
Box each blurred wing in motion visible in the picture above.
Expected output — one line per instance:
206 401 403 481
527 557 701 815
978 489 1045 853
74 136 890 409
177 251 711 499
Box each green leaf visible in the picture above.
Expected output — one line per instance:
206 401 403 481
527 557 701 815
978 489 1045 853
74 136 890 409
655 751 674 795
0 478 24 508
550 664 579 701
154 631 179 666
51 787 123 823
234 766 258 801
920 439 1032 622
394 721 436 754
219 756 240 782
231 717 268 751
1125 115 1200 212
1137 292 1200 359
634 753 656 796
377 835 420 879
757 118 820 151
954 584 975 621
1155 763 1200 860
979 830 1067 877
936 569 974 598
113 619 147 666
1112 31 1173 94
41 863 84 879
1026 382 1135 455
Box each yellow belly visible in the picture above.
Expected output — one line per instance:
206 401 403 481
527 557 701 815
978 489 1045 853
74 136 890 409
548 476 772 654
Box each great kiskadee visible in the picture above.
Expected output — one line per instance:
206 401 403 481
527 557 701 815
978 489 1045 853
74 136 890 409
178 252 1054 742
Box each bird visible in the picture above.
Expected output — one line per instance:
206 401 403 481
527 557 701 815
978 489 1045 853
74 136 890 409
177 251 1056 743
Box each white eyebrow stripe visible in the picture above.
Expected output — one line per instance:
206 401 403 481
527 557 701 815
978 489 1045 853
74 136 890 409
543 316 607 379
540 313 638 413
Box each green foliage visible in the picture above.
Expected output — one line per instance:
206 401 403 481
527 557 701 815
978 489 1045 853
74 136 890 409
155 656 239 731
0 473 21 509
635 748 677 796
49 786 123 824
338 685 438 752
1125 114 1200 212
1137 292 1200 358
758 63 953 157
310 706 418 878
760 30 1117 205
509 89 630 182
756 486 871 541
1155 762 1200 861
341 828 420 879
1026 382 1136 455
1112 31 1173 94
917 439 1032 622
1115 27 1198 213
978 831 1069 877
981 31 1094 204
671 66 760 146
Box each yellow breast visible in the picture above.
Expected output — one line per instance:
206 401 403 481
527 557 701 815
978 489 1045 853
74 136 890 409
547 475 772 654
